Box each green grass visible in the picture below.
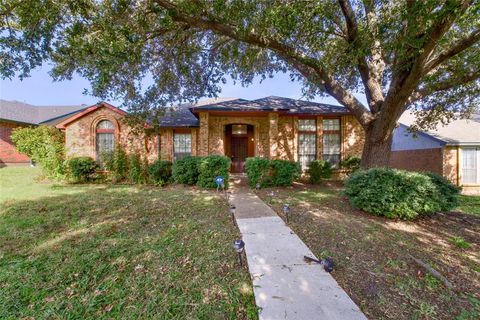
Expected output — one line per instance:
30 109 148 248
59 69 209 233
0 167 257 319
257 183 480 320
457 195 480 215
450 236 472 249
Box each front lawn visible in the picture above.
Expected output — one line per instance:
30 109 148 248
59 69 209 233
0 167 257 319
257 182 480 320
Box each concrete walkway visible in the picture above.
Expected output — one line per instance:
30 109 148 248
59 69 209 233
228 175 367 320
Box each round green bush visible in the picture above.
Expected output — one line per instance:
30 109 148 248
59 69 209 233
344 168 460 220
197 155 231 188
308 160 332 184
148 160 172 186
172 156 203 185
66 157 97 182
245 157 272 188
270 159 301 186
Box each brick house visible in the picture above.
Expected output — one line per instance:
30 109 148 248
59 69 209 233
54 96 365 173
0 100 86 166
390 111 480 194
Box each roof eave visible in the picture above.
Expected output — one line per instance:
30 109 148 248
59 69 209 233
0 118 38 126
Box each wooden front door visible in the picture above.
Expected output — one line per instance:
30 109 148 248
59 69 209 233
231 137 248 173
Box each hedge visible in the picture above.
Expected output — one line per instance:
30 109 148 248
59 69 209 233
66 157 97 182
308 160 332 184
197 155 231 188
344 168 460 220
245 157 271 188
148 160 173 186
270 160 301 186
245 157 300 188
172 156 203 185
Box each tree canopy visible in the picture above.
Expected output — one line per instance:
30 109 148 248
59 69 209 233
1 0 479 167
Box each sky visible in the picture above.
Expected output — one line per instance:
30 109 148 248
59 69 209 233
0 64 366 107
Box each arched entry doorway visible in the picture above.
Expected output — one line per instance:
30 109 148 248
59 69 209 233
225 124 254 173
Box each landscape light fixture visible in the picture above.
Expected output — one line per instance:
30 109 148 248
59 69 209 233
303 255 335 273
229 205 236 225
283 204 291 222
232 239 245 266
255 182 261 190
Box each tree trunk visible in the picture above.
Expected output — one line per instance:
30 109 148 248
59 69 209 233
360 125 394 169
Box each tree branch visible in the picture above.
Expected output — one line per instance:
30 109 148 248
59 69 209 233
424 28 480 73
154 0 373 126
338 0 384 112
385 0 471 114
410 69 480 103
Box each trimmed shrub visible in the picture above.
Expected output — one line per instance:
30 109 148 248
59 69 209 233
344 168 460 220
308 160 332 184
245 157 271 188
11 125 65 179
425 172 460 210
270 160 301 186
148 160 173 186
66 157 97 183
197 155 231 189
172 156 203 185
340 155 361 176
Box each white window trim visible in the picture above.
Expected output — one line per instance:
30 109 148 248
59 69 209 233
460 147 480 186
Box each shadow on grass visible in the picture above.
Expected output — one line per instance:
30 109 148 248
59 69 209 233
0 185 258 320
257 183 480 320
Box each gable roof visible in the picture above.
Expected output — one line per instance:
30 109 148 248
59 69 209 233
399 111 480 145
0 100 87 125
190 96 349 115
55 102 127 129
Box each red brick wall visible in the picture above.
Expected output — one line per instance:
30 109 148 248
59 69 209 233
0 121 31 165
389 148 443 175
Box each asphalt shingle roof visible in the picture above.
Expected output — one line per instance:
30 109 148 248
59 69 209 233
190 96 349 114
399 111 480 144
0 100 87 125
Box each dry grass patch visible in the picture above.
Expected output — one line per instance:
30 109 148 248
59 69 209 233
257 182 480 320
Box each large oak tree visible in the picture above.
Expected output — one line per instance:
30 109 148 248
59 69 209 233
1 0 479 167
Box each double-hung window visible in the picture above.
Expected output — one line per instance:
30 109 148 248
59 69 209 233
298 119 317 170
322 118 341 167
462 147 479 185
173 133 191 160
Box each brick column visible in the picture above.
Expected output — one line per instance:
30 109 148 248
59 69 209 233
191 128 198 156
198 112 209 156
268 113 279 159
316 116 323 160
293 116 299 162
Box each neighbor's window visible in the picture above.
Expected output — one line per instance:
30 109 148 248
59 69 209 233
462 147 479 184
96 120 115 163
322 118 341 167
298 119 317 170
174 133 191 160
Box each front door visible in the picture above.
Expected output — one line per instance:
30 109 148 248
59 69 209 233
231 137 248 173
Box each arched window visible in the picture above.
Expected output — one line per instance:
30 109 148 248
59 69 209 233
96 120 115 162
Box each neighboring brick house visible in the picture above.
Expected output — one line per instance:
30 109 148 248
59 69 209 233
55 96 365 173
390 112 480 194
0 100 86 166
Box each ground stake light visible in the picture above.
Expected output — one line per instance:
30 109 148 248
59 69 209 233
255 182 261 190
303 255 335 273
283 204 291 223
229 205 236 226
232 240 245 266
